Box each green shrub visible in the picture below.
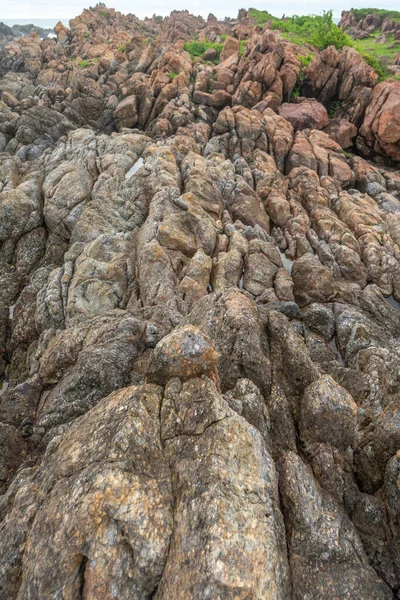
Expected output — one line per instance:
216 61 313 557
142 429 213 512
328 99 340 118
119 44 126 52
249 8 276 26
298 54 313 68
168 71 178 81
183 41 224 61
291 85 300 98
83 31 89 39
77 59 89 68
272 11 352 51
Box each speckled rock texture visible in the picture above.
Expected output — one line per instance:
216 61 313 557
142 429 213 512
0 4 399 599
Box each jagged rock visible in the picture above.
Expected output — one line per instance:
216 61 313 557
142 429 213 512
0 5 400 598
323 117 357 148
220 36 239 62
358 79 400 162
279 451 393 600
114 95 138 128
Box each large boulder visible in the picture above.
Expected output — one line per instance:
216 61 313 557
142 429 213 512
278 100 329 130
358 79 400 162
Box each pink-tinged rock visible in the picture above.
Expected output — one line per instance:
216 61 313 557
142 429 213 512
278 100 329 131
359 79 400 161
323 118 357 148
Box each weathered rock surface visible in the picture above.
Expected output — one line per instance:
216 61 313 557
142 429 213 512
0 4 400 599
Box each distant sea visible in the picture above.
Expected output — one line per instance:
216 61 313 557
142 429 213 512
2 18 71 29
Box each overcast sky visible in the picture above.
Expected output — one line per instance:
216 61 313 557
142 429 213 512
2 0 399 21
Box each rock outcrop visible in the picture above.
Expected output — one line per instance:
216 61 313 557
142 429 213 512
0 4 400 599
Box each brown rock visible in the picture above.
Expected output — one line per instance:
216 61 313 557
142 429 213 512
278 100 329 131
323 118 357 148
114 95 138 129
146 325 219 386
220 36 239 62
358 79 400 161
292 253 334 306
300 374 358 450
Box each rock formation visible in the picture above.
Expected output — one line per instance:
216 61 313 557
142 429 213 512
0 4 399 599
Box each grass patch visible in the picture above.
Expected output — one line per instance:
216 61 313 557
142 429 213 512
77 60 89 68
119 44 126 52
239 40 248 57
249 8 276 26
168 71 178 81
353 33 400 80
353 33 399 60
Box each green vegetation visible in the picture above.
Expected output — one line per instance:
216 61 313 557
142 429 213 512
168 71 178 81
328 99 340 118
83 31 89 39
184 41 223 61
297 54 313 68
239 40 248 57
353 32 398 60
352 33 400 80
119 44 126 52
352 8 400 23
291 85 300 98
272 11 352 51
362 53 386 79
77 60 89 68
249 8 276 26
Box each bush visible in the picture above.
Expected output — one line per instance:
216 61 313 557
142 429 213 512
119 44 126 52
83 31 89 39
168 71 178 81
184 41 223 61
272 11 352 51
77 60 89 68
